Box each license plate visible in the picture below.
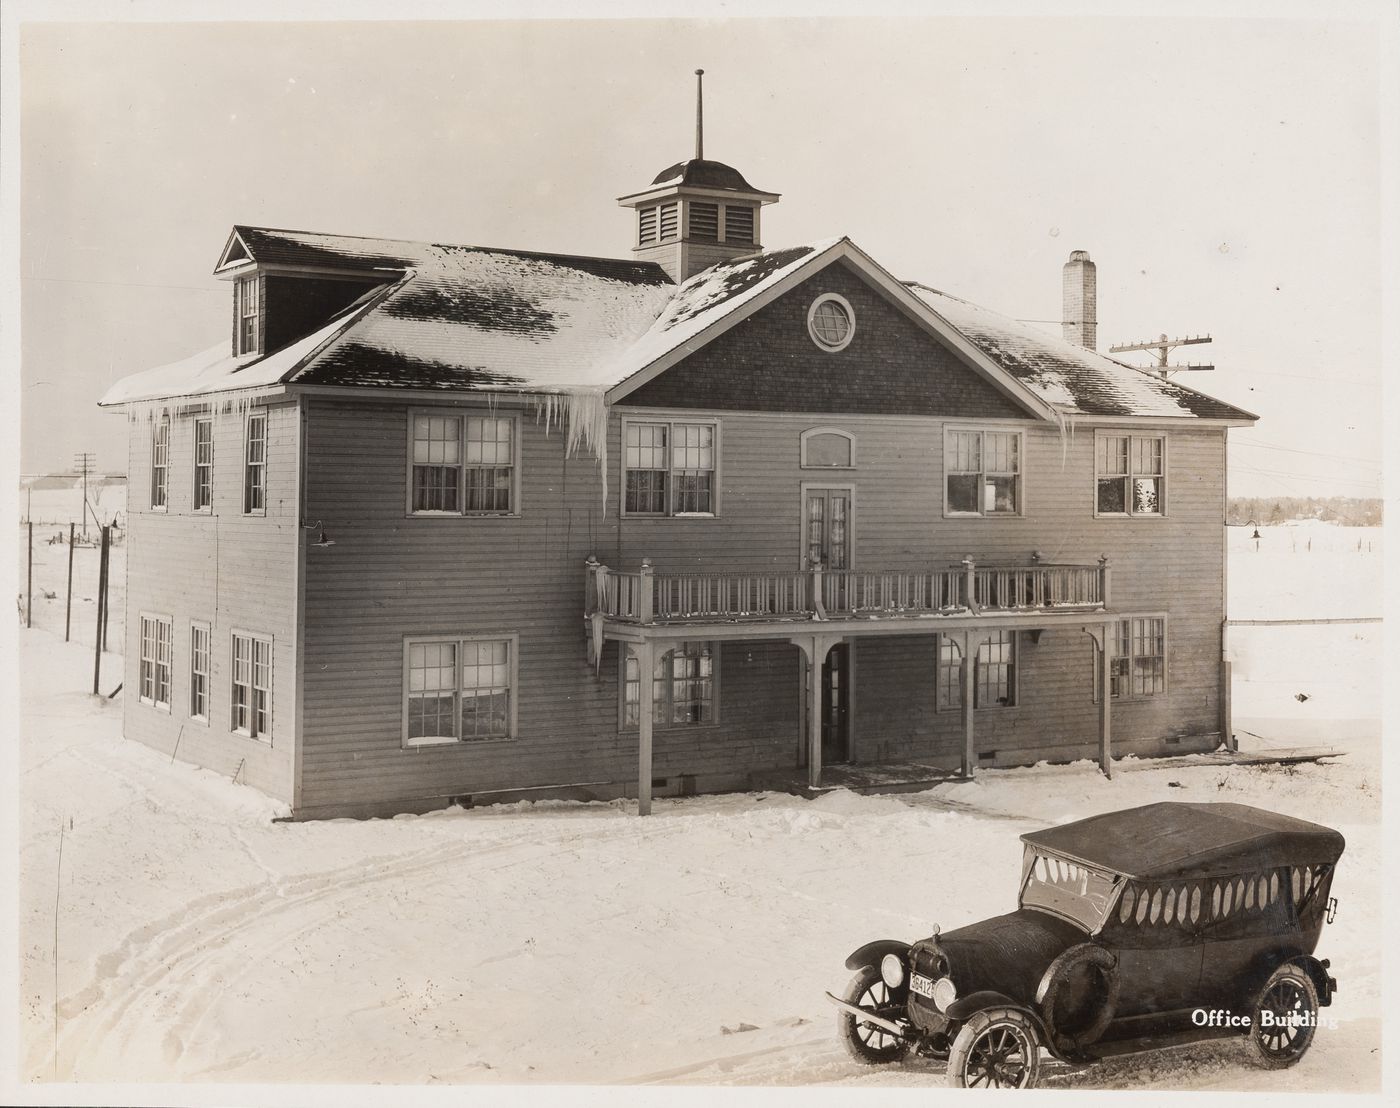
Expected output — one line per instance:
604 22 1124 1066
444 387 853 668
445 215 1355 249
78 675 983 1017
910 972 936 999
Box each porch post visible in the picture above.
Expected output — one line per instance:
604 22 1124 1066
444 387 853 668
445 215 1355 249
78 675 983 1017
1098 619 1113 779
637 637 655 815
960 630 975 778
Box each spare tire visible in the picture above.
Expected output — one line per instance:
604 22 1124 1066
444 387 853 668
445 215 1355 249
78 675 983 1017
1034 943 1119 1053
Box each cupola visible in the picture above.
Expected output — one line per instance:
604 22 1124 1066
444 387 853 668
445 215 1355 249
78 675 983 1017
617 70 780 283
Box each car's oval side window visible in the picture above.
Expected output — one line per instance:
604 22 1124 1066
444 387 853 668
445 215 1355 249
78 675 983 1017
1211 882 1222 919
1118 885 1136 923
1244 876 1256 911
1135 886 1150 925
1270 872 1280 904
1148 887 1163 923
1221 881 1235 917
1188 884 1202 924
1163 886 1176 924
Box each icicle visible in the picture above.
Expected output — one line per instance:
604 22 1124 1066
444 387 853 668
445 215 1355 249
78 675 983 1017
529 388 611 517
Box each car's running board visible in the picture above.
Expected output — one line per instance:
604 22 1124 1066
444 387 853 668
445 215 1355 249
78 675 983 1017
823 992 906 1037
1082 1022 1243 1060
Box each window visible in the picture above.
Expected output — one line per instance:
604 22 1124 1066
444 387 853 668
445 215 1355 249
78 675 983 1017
193 417 213 511
1095 617 1167 700
243 411 267 513
724 205 755 244
689 202 719 241
231 631 272 739
139 615 172 709
404 635 516 745
623 641 717 728
150 415 170 510
236 276 260 355
409 412 517 515
937 630 1017 709
190 622 210 721
800 428 855 469
807 293 855 352
945 428 1021 515
623 420 718 516
1096 433 1166 516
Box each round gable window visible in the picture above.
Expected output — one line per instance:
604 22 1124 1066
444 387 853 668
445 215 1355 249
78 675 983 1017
807 293 855 352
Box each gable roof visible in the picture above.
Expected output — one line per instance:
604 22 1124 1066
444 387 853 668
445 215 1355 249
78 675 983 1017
102 225 1258 427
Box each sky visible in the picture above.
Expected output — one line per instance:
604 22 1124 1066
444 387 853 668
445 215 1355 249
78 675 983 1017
9 6 1393 500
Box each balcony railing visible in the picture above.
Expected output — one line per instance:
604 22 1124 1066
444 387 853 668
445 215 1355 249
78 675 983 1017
585 555 1111 625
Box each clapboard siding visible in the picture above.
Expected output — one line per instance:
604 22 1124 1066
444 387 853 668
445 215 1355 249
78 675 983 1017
298 391 1226 814
121 401 301 801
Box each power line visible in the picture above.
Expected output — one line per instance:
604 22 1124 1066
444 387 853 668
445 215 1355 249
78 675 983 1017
1231 460 1381 493
1233 440 1380 466
23 275 225 294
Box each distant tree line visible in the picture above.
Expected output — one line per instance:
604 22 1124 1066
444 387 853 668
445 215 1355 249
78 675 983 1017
1227 496 1382 526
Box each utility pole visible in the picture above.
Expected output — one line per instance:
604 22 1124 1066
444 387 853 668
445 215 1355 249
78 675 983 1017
72 452 95 543
1108 333 1214 379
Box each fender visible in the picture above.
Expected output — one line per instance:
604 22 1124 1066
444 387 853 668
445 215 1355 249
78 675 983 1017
844 939 911 972
1285 955 1336 1008
945 993 1068 1063
1243 948 1334 1007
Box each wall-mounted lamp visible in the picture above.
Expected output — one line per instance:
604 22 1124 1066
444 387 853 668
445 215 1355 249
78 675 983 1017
301 520 336 548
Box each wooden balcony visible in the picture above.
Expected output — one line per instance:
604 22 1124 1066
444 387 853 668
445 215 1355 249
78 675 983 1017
584 555 1111 626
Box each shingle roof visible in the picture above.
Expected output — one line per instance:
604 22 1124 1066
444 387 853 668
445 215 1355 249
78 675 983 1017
648 158 765 193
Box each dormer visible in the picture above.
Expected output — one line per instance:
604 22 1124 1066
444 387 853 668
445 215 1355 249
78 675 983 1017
617 72 779 283
214 226 405 358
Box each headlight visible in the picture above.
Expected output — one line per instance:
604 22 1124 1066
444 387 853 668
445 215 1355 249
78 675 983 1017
932 976 957 1012
880 953 905 988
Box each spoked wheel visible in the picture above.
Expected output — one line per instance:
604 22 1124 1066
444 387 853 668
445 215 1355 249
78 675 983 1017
947 1007 1042 1089
1245 964 1319 1068
837 965 911 1065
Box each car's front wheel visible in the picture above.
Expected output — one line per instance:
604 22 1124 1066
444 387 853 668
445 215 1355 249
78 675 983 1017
946 1007 1042 1089
1244 963 1320 1069
836 965 911 1065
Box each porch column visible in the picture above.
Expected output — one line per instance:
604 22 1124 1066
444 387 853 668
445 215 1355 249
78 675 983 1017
637 638 655 815
960 631 975 777
793 634 837 790
1082 622 1113 780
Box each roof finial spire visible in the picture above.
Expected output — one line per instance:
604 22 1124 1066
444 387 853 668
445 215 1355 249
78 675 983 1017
694 68 705 161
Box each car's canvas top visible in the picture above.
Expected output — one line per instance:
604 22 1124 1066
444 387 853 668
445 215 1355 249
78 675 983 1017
1020 802 1345 880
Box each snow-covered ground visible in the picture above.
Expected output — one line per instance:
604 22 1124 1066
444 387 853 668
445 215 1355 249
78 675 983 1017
11 518 1385 1097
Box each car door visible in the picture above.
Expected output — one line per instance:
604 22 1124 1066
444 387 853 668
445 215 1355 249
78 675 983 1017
1195 869 1292 1007
1100 880 1205 1017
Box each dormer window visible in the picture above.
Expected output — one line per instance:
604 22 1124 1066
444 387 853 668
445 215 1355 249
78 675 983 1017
236 276 261 356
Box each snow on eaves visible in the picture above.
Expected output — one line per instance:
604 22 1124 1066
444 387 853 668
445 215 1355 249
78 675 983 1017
908 283 1256 422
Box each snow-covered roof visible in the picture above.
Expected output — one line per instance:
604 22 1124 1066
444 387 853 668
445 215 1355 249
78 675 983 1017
908 283 1256 421
102 225 1257 424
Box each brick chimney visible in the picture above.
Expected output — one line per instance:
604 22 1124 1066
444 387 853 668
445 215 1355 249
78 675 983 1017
1062 250 1097 350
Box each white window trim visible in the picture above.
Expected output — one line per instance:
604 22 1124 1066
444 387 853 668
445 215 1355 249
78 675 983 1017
236 275 260 356
243 409 268 517
138 612 173 712
150 414 170 512
619 641 722 732
1093 430 1169 519
401 632 520 748
941 425 1026 519
1094 616 1170 703
799 427 857 470
620 417 722 518
935 631 1020 712
229 628 273 742
807 293 856 353
192 416 213 514
189 619 211 724
405 409 523 518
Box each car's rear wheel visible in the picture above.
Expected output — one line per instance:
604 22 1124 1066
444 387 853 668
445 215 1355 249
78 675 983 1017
1244 963 1319 1068
947 1007 1042 1089
837 965 911 1065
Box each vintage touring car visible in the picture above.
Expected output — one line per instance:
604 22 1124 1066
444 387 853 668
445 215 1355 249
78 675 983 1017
827 802 1344 1088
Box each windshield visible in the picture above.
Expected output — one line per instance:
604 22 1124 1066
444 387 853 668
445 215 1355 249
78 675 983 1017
1020 848 1120 932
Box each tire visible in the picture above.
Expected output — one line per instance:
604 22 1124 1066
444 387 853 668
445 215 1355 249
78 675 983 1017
1244 963 1320 1069
837 965 911 1065
946 1006 1042 1089
1035 944 1119 1052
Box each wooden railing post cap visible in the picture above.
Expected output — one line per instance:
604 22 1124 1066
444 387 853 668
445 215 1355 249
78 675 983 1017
640 558 654 574
585 554 600 568
1098 554 1111 566
961 554 976 567
1032 550 1045 563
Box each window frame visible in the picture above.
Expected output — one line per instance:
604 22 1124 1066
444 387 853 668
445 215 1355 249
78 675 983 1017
619 641 721 731
620 417 722 518
799 427 857 470
1094 430 1169 519
138 612 173 711
236 275 261 356
942 425 1025 519
806 293 856 353
189 620 211 723
229 629 273 742
150 413 170 511
405 409 523 518
1094 616 1169 702
401 633 520 748
192 416 213 513
935 630 1019 711
243 409 267 516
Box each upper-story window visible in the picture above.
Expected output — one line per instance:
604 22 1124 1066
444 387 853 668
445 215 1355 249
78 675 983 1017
800 428 855 469
243 411 267 514
623 419 718 516
150 414 170 510
1096 433 1166 516
409 411 518 516
638 202 680 246
945 427 1022 516
236 276 260 355
193 417 213 512
807 293 855 352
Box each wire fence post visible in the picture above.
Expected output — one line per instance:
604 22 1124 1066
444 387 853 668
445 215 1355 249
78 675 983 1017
27 521 33 628
101 526 110 654
65 523 75 642
92 526 109 695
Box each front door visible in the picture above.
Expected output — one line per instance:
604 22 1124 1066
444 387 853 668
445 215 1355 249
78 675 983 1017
822 643 852 764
